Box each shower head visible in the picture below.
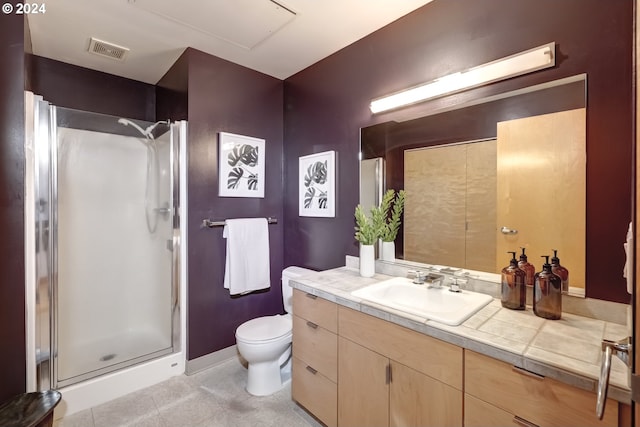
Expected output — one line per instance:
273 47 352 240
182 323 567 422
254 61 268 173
118 118 170 140
144 120 169 138
118 118 151 139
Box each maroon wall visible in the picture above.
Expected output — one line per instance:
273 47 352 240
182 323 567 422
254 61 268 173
156 50 188 122
182 48 285 359
283 0 633 303
28 55 156 121
0 14 26 401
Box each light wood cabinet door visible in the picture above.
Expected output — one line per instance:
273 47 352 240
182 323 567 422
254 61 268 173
292 357 337 427
390 361 462 427
292 289 338 333
465 350 618 427
292 290 338 426
464 393 514 427
292 314 338 382
338 337 389 427
338 306 463 389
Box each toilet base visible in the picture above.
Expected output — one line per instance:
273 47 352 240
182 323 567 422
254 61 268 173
246 355 292 396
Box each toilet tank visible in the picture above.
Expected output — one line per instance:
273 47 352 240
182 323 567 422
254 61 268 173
282 266 315 313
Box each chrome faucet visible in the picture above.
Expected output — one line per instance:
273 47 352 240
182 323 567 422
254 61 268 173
409 270 444 287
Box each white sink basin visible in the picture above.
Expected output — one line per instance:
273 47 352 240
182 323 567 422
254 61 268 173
351 277 493 326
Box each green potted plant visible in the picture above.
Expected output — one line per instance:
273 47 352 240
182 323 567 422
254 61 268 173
354 189 405 275
354 204 384 277
378 189 406 262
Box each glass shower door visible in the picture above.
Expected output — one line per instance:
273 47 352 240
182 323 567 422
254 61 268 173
52 108 176 387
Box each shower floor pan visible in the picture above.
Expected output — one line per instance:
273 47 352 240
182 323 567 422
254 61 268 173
56 331 172 387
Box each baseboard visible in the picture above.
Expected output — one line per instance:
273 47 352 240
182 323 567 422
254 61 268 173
185 345 239 375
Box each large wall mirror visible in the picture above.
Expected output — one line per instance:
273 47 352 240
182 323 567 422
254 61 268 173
360 75 588 295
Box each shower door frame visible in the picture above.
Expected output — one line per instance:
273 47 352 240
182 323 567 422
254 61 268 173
28 97 184 391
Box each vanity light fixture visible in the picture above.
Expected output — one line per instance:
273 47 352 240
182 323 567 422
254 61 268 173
369 42 556 114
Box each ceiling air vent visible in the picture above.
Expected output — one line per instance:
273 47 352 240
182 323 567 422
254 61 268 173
88 37 129 61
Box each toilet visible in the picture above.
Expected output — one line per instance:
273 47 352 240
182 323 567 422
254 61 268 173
235 266 314 396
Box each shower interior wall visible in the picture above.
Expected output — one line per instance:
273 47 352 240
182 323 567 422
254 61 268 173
55 126 174 385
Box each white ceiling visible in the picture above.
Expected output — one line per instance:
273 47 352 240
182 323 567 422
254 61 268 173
28 0 434 84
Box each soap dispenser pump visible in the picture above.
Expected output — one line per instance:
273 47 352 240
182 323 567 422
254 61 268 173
518 247 535 287
501 251 526 310
533 255 562 320
551 249 569 295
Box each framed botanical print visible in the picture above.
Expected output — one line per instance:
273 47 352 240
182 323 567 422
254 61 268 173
218 132 265 198
299 150 336 217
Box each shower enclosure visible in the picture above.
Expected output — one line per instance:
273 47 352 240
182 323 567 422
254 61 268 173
25 92 187 405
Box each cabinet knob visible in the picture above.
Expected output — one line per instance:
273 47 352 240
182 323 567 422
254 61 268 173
305 365 318 375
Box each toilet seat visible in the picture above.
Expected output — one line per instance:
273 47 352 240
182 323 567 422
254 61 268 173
236 315 292 344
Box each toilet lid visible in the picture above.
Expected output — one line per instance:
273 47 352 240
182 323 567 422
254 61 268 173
236 315 291 342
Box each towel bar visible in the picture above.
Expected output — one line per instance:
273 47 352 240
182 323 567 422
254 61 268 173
202 217 278 228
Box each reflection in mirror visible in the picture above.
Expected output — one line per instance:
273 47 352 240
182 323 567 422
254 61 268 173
359 157 384 215
404 139 497 272
360 75 587 295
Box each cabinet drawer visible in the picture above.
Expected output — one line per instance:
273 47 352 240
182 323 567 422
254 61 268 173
464 394 514 427
338 306 463 389
292 314 338 382
465 350 618 427
293 289 337 333
292 356 337 427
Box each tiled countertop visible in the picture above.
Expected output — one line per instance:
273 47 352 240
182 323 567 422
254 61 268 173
290 266 631 404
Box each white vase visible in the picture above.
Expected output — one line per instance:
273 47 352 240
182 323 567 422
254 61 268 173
380 240 395 262
359 244 375 277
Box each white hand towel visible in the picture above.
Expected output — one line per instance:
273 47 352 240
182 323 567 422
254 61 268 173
223 218 271 295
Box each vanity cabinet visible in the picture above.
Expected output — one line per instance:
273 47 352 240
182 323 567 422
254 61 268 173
464 350 619 427
291 290 338 427
338 306 463 427
292 289 626 427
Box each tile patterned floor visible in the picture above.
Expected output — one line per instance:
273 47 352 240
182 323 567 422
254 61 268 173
53 359 322 427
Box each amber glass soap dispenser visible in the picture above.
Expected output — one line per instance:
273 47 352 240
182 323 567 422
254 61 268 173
551 249 569 294
501 251 526 310
518 247 536 287
533 255 562 320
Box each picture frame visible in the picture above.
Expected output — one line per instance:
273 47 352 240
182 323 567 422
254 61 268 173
218 132 265 198
299 150 336 217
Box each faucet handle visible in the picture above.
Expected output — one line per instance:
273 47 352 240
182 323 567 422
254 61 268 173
448 277 464 293
409 270 425 284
